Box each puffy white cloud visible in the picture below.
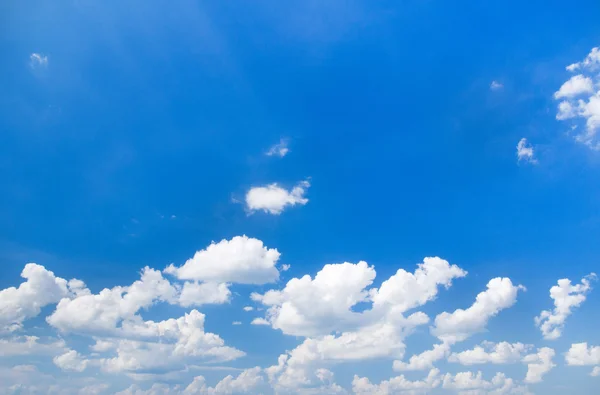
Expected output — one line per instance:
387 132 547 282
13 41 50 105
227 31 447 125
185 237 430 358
554 46 600 149
554 75 594 99
53 350 89 372
0 263 82 333
352 368 441 394
490 81 504 91
522 347 555 384
178 281 231 307
442 371 530 394
253 257 465 338
251 317 270 326
115 368 264 394
245 181 310 215
432 278 525 344
448 341 531 365
47 267 177 334
30 52 48 68
252 261 377 337
565 342 600 376
516 138 537 164
393 343 450 371
165 236 281 285
535 273 596 340
0 335 67 357
266 139 290 157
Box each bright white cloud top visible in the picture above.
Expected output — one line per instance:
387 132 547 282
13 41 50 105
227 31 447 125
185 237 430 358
245 180 310 214
555 46 600 149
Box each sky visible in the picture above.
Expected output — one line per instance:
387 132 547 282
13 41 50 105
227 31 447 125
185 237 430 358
1 0 600 394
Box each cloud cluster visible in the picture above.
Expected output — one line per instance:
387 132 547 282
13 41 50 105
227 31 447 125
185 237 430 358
0 246 593 393
555 46 600 149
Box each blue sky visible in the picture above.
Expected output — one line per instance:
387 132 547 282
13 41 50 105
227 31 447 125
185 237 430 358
1 0 600 394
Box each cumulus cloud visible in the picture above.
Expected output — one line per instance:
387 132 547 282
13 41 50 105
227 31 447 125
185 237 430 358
442 371 530 394
266 139 290 157
0 263 81 333
53 350 89 372
0 335 66 356
554 46 600 149
448 341 531 365
353 368 441 394
245 181 310 215
565 343 600 376
432 278 525 344
393 343 450 372
178 281 231 307
165 236 281 284
535 274 596 340
516 138 537 164
522 347 556 384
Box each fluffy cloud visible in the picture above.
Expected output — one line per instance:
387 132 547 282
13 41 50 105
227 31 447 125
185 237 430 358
432 278 525 343
393 343 450 371
554 46 600 149
448 342 531 365
442 371 530 394
178 281 231 307
165 236 281 285
0 263 80 333
352 368 441 394
554 75 594 99
53 350 89 372
47 267 177 334
565 343 600 376
0 335 66 356
535 274 596 340
115 368 263 394
516 138 537 164
266 139 290 157
522 347 555 384
245 181 310 215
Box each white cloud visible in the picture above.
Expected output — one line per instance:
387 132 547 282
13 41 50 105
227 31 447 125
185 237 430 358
266 139 290 157
47 267 177 334
432 277 525 344
352 368 441 394
393 343 450 371
245 181 310 215
30 52 48 68
535 273 596 340
232 321 242 325
0 335 66 356
0 263 80 333
448 341 531 365
251 317 270 326
522 347 555 384
565 342 600 376
554 75 594 99
243 306 254 312
53 350 89 372
516 138 537 164
490 81 504 90
165 236 281 284
442 371 530 394
178 281 231 307
554 46 600 149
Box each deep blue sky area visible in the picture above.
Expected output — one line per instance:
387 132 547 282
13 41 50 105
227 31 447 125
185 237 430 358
1 1 600 394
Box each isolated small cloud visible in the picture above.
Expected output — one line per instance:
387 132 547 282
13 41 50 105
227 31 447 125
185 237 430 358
490 80 503 91
232 321 242 326
29 53 48 68
266 139 290 158
516 138 537 164
245 180 310 215
243 306 254 312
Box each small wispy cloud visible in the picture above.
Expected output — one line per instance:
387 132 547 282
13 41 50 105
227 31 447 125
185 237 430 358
232 321 242 326
266 139 290 158
516 138 537 164
29 53 48 69
490 80 503 91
